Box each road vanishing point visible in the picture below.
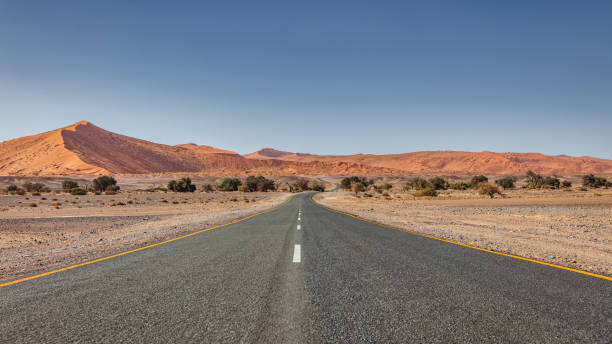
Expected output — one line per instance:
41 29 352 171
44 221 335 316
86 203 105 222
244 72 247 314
1 193 610 343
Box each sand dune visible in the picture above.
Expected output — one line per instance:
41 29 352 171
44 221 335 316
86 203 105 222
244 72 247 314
0 121 397 176
246 148 612 175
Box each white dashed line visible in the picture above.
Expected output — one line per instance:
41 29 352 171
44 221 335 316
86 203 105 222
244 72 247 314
297 224 301 230
292 245 301 263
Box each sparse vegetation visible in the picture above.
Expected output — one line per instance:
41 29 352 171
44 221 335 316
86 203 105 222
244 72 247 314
413 189 437 197
70 188 88 195
167 178 196 192
405 177 430 190
448 182 470 190
470 175 488 187
62 180 79 190
244 176 275 192
428 177 448 190
292 178 310 192
525 170 545 189
218 178 242 191
495 176 517 189
23 182 50 193
351 181 365 196
561 180 572 188
582 174 608 188
542 176 561 189
478 183 502 198
92 176 120 192
309 182 325 192
340 176 372 190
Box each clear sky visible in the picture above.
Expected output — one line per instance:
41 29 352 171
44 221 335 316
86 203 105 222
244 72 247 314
1 1 611 158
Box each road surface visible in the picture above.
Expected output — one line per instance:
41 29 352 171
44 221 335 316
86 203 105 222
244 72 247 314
1 193 610 343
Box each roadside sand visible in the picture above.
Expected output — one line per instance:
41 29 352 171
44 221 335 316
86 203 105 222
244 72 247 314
0 192 292 282
314 190 612 276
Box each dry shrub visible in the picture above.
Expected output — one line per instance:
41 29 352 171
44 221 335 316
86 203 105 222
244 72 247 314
51 202 61 207
111 201 126 206
29 203 38 207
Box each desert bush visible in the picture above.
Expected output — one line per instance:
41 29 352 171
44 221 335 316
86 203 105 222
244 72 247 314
448 182 470 190
292 178 310 192
525 170 545 189
70 188 88 195
309 182 325 192
104 190 117 195
428 177 448 190
495 176 517 189
351 181 365 196
7 185 19 192
340 176 371 190
23 182 49 193
167 178 196 192
92 176 120 192
201 183 214 192
413 188 437 197
478 183 502 198
405 177 430 190
29 203 38 207
15 189 26 195
244 176 275 192
218 178 242 191
470 175 488 187
62 180 79 190
582 174 608 188
542 176 560 189
381 183 392 191
31 192 41 196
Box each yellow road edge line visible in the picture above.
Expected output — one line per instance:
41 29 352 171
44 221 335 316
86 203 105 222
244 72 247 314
310 194 612 282
0 195 295 288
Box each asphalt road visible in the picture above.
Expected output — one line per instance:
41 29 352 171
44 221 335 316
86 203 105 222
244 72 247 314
1 193 610 343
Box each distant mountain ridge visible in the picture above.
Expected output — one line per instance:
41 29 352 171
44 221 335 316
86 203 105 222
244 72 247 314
1 121 611 176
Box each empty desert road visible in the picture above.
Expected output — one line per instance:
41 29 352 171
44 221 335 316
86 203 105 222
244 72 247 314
1 193 610 343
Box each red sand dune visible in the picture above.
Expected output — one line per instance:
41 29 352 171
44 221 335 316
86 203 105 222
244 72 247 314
1 121 611 176
245 148 612 175
0 122 397 176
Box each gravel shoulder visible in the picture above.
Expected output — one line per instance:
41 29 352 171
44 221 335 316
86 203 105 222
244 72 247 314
313 190 612 276
0 191 292 282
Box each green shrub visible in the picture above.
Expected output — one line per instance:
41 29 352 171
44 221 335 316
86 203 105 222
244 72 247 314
470 175 488 187
381 183 392 190
478 183 502 198
525 170 545 189
582 174 608 188
62 180 79 190
543 176 560 189
218 178 242 191
244 176 275 192
292 178 310 192
7 185 18 192
428 177 448 190
405 177 430 190
310 182 325 192
413 188 437 197
92 176 119 192
70 188 88 195
561 180 572 188
448 182 470 190
167 178 196 192
23 182 49 193
340 176 372 190
495 176 517 189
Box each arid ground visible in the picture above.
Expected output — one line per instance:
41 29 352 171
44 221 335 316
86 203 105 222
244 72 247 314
0 191 291 282
314 188 612 276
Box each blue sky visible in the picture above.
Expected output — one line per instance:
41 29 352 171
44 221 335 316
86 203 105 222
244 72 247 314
1 1 611 158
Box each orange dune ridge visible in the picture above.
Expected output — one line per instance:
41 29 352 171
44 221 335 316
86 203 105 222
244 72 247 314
0 121 398 176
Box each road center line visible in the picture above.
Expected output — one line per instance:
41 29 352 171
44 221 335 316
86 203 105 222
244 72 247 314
292 245 301 263
297 224 301 230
